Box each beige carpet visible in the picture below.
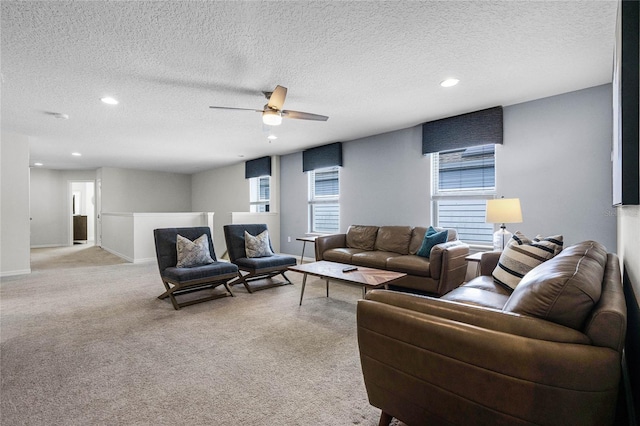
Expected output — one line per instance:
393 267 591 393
1 246 402 425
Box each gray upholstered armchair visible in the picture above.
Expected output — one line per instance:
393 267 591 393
223 224 296 293
153 227 238 310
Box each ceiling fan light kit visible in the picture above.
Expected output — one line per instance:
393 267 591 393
262 109 283 126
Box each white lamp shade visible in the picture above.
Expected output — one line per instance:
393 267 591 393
485 198 523 224
262 110 282 126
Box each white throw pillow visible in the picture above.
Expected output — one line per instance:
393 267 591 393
244 230 274 258
176 234 215 268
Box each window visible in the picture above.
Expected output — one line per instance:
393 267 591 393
249 176 270 212
432 144 496 245
308 166 339 233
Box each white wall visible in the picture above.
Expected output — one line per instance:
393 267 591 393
100 167 192 212
29 169 97 246
1 133 31 276
279 84 616 257
101 212 214 262
499 84 616 250
30 168 66 247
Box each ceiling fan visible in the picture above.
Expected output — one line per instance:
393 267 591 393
209 85 328 126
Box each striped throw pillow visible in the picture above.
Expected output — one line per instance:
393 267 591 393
492 232 563 290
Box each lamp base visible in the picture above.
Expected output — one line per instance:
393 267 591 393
493 227 513 251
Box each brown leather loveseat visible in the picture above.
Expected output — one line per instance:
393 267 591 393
357 240 627 426
315 225 469 296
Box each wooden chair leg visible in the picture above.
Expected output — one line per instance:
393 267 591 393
280 271 293 284
167 288 181 310
157 280 173 299
223 281 234 297
378 411 393 426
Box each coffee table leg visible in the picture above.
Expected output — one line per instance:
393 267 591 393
362 286 366 298
300 241 306 264
299 273 308 306
326 280 329 297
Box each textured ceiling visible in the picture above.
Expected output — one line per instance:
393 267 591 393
1 1 618 174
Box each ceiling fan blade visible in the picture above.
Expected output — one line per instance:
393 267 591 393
209 106 263 113
267 85 287 110
282 110 329 121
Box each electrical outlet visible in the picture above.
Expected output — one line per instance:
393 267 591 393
287 236 291 243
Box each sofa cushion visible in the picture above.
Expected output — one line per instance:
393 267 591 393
323 248 365 264
164 262 238 283
416 227 448 258
462 277 514 296
346 225 379 250
492 232 563 290
386 255 431 277
234 254 297 270
503 241 606 330
352 251 400 269
442 276 511 309
374 226 412 254
409 227 428 254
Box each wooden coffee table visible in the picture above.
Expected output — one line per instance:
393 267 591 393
288 260 406 305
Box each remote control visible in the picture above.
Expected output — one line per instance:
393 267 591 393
342 266 358 272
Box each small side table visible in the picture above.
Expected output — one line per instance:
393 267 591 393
296 236 317 264
465 252 484 278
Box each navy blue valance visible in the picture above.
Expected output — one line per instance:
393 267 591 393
422 106 503 154
302 142 343 172
245 156 271 179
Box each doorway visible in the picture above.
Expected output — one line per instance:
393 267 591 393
69 181 96 245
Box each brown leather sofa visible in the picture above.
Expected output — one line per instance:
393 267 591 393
357 240 627 426
315 225 469 296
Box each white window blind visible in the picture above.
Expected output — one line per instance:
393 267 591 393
308 167 339 233
249 176 270 212
432 144 496 244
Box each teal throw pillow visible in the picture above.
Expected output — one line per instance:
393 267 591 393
416 227 448 258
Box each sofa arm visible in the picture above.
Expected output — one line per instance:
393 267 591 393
357 297 621 426
314 233 346 261
428 241 469 295
479 250 501 275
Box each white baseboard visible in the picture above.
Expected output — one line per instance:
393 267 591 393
101 246 134 263
30 244 66 248
133 257 156 264
1 268 31 277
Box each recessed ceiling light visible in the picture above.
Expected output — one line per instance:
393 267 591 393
100 96 119 105
34 162 43 166
267 134 278 140
72 152 82 157
440 78 460 88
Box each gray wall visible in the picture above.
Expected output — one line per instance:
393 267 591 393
100 167 192 212
280 84 616 258
191 161 249 253
341 125 430 227
498 84 615 250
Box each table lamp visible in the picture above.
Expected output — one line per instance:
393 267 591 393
485 197 523 250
